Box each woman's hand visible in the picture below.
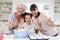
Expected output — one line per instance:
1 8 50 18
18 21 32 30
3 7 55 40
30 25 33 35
8 19 18 30
8 22 17 30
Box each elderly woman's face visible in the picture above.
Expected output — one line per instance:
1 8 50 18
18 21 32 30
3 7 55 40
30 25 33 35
17 6 25 15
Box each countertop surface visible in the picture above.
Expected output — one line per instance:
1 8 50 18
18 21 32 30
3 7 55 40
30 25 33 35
2 34 60 40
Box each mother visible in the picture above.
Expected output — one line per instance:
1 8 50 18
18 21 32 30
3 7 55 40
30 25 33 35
30 4 58 36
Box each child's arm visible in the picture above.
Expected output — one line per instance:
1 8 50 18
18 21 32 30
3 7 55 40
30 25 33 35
35 22 41 31
33 21 41 34
32 18 41 30
34 23 41 34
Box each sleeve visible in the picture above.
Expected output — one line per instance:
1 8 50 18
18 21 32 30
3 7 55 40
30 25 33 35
42 13 54 22
41 13 53 21
8 14 14 22
41 13 49 20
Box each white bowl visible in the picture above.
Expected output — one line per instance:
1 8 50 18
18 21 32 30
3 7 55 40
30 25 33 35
14 29 28 38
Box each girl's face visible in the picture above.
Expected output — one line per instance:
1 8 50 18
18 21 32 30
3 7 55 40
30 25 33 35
25 15 32 24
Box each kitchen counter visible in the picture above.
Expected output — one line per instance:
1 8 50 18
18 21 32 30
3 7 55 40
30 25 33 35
2 34 60 40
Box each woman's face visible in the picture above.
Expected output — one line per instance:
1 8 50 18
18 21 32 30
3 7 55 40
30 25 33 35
25 15 32 24
16 6 25 15
31 10 38 17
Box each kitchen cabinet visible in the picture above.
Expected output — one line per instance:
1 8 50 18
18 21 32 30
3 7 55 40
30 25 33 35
0 2 12 22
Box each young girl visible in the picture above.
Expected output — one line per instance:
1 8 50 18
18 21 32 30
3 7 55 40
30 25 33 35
14 12 46 39
18 12 43 39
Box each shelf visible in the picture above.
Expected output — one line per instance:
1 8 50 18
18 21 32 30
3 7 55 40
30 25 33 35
0 2 12 22
0 2 12 14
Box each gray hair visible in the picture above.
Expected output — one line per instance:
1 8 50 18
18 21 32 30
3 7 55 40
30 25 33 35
16 4 26 11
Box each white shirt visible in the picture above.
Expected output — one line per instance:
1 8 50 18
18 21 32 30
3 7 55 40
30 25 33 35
21 22 36 34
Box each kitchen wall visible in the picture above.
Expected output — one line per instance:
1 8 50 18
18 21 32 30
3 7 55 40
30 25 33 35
0 0 12 2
